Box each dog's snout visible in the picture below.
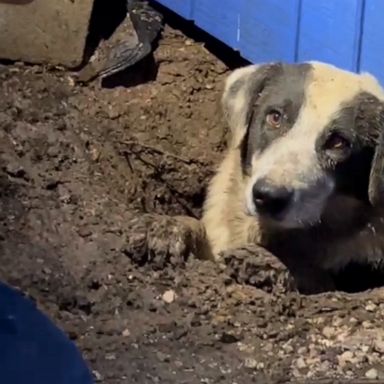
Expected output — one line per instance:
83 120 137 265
252 179 293 217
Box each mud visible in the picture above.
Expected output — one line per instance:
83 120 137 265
1 21 384 384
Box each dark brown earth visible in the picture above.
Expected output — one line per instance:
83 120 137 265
1 20 384 384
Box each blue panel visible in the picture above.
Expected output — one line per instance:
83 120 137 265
154 0 194 20
193 0 241 49
359 0 384 86
297 0 364 71
239 0 300 64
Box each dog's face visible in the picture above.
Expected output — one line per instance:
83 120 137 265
222 61 384 229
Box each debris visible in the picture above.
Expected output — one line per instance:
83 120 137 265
365 302 377 312
365 368 379 379
244 358 257 369
77 0 164 83
162 289 176 304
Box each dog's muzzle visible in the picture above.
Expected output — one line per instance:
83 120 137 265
252 178 294 219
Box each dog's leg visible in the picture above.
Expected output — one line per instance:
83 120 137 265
220 244 297 294
124 214 212 268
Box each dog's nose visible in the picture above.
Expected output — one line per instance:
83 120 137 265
252 179 293 216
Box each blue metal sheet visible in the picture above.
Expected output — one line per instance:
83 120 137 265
297 0 364 71
239 0 300 63
154 0 194 20
359 0 384 86
193 0 240 48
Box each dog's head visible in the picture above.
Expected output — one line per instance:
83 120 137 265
223 61 384 229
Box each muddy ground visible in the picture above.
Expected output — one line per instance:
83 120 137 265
1 15 384 384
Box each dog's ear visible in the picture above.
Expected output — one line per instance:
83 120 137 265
222 63 280 149
356 92 384 206
369 123 384 206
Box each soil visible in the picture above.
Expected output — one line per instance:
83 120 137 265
1 19 384 384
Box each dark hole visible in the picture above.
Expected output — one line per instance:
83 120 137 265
333 262 384 293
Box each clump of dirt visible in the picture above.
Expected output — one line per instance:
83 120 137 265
1 22 384 384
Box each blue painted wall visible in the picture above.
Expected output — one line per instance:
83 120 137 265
359 0 384 85
155 0 194 19
297 0 364 71
153 0 384 86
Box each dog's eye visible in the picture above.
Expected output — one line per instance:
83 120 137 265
324 133 351 151
266 110 282 128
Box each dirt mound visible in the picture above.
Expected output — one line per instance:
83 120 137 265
1 24 384 384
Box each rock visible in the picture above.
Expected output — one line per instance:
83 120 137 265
365 368 379 379
162 289 177 304
374 339 384 354
296 357 307 370
365 302 377 312
337 351 354 367
122 328 131 337
156 351 170 362
105 353 116 360
244 358 258 369
322 326 336 339
93 370 103 382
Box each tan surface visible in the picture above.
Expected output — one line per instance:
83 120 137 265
0 0 94 68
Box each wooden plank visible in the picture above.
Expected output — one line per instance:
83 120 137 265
297 0 364 71
359 0 384 85
0 0 94 68
239 0 300 64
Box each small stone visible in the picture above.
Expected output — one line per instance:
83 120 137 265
122 328 130 337
105 353 116 360
338 351 354 367
322 326 336 339
156 351 170 362
244 358 258 369
162 289 176 304
297 347 307 355
296 357 307 370
93 370 103 382
366 303 377 312
374 339 384 353
362 320 373 329
365 368 379 379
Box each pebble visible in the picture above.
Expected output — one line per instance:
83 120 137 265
362 320 373 329
365 303 377 312
296 357 307 370
93 370 103 382
162 289 176 304
338 351 354 367
374 339 384 353
122 328 131 337
365 368 379 379
322 326 336 339
244 358 258 369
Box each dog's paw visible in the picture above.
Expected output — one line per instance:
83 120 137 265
220 244 297 294
123 214 205 269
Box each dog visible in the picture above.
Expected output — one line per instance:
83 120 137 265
127 61 384 294
202 61 384 293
